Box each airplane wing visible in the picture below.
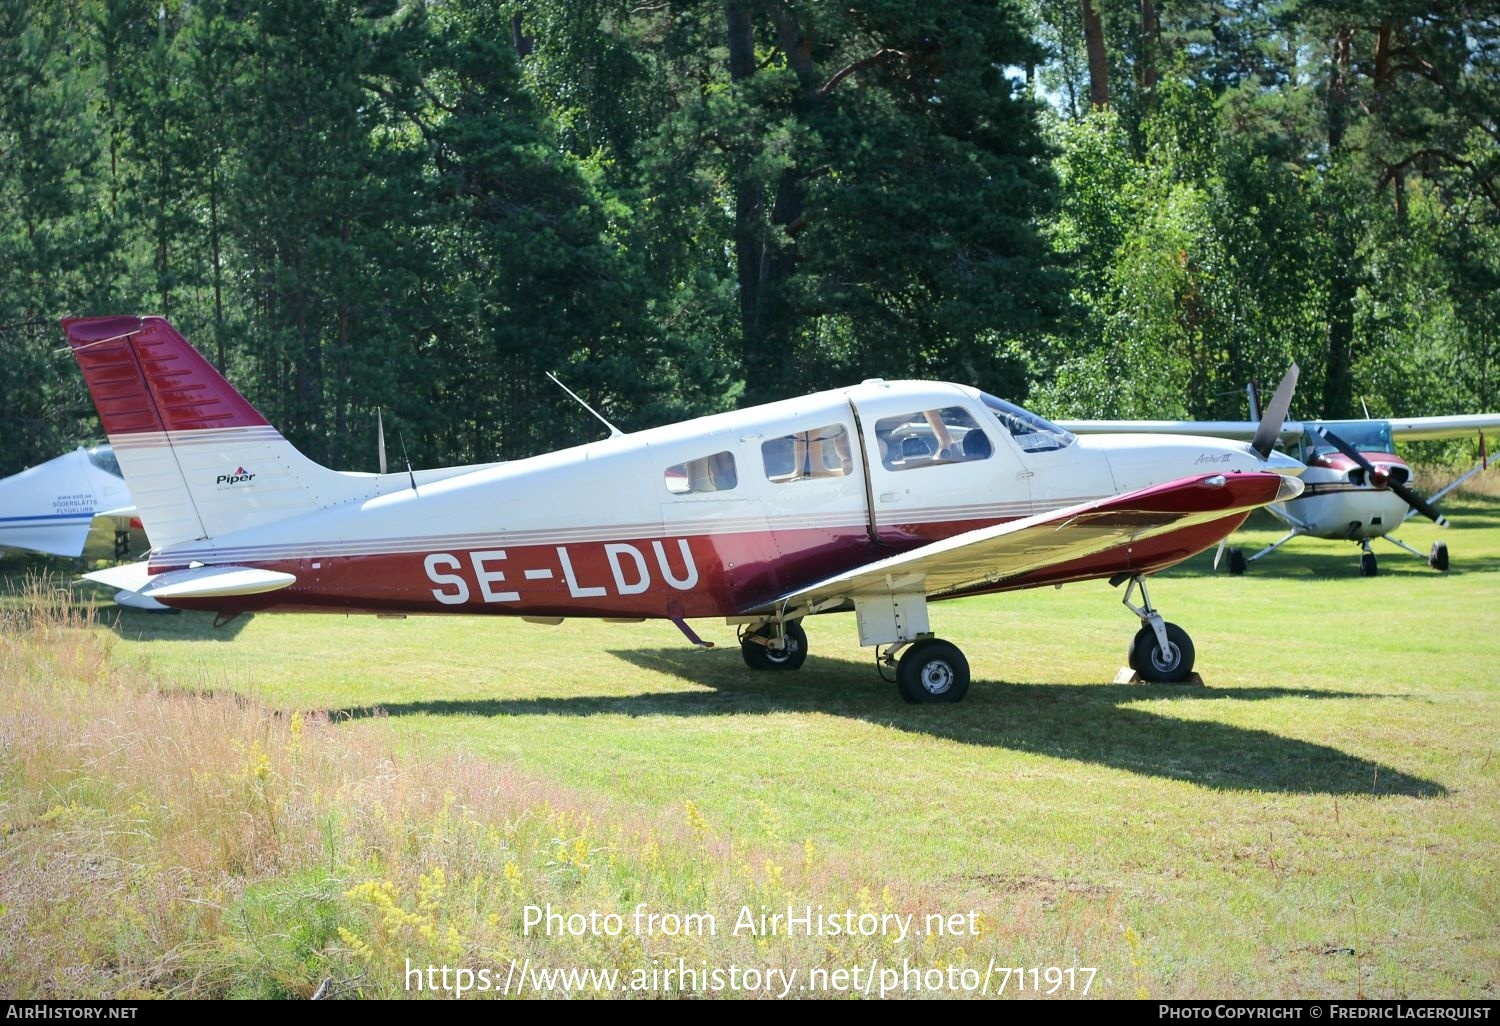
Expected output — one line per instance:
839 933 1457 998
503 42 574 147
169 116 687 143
1055 419 1305 444
1385 414 1500 441
742 472 1302 615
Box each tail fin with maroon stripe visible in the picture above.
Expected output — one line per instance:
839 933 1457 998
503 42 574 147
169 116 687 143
63 316 363 549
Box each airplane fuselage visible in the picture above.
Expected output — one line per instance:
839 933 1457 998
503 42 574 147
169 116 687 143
137 381 1290 619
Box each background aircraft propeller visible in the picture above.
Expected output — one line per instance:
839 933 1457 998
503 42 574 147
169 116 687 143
1315 426 1449 526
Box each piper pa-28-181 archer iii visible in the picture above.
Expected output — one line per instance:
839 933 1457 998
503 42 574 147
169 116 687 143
1058 406 1500 576
65 316 1306 702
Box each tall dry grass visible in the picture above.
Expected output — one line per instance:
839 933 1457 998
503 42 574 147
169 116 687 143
1 576 1116 998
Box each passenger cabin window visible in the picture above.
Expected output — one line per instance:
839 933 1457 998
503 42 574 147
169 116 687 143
664 451 737 494
874 407 992 471
762 424 853 483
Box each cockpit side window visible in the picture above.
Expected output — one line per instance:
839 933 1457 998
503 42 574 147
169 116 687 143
762 424 853 483
978 393 1074 453
873 407 992 471
664 451 737 494
86 446 123 479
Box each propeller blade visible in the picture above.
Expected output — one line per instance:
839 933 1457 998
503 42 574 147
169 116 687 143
1318 426 1449 527
377 408 388 476
1390 479 1449 527
1314 425 1374 472
1251 363 1299 459
1213 537 1228 571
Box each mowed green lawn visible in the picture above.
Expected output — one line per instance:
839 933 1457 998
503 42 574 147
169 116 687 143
86 497 1500 997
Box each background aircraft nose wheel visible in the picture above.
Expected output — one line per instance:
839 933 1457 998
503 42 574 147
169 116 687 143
1227 548 1247 575
1429 541 1449 572
896 639 970 704
1359 551 1378 577
740 620 808 671
1130 622 1196 684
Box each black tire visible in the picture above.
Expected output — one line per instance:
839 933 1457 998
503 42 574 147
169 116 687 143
1227 548 1247 576
1429 541 1449 572
740 620 808 671
1130 622 1196 684
896 639 970 704
1359 551 1378 577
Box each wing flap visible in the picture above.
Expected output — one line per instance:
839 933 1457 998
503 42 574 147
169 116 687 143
744 472 1300 614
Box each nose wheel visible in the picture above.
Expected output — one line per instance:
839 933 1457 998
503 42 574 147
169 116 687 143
1120 576 1196 684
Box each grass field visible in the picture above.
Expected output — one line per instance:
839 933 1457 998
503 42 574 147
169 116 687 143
2 498 1497 999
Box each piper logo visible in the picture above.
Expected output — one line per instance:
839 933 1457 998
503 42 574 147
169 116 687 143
216 466 256 486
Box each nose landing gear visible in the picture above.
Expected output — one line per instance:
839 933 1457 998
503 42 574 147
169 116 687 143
1119 575 1197 684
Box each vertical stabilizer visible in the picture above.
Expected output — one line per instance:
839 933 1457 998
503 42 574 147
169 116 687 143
63 316 351 549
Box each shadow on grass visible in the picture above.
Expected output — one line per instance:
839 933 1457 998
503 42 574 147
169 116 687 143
98 605 252 641
327 648 1444 799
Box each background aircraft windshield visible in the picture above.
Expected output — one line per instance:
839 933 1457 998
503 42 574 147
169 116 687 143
1304 421 1394 457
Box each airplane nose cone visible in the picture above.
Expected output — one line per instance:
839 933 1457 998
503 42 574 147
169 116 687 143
1263 448 1306 476
1276 475 1305 501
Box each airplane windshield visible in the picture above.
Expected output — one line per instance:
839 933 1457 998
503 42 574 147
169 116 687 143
86 445 123 479
1304 421 1394 457
978 393 1075 453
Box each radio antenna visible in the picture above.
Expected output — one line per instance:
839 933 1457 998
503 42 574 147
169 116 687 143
399 429 417 491
546 372 624 438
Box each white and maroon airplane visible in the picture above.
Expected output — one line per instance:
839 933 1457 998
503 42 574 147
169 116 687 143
64 316 1305 702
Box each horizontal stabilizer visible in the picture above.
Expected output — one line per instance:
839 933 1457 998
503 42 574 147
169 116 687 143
84 563 295 600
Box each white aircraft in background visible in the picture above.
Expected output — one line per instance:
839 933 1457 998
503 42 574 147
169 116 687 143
0 444 135 558
65 316 1307 699
0 445 166 608
1058 404 1500 576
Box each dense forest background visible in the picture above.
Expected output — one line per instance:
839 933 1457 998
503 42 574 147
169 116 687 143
2 0 1496 476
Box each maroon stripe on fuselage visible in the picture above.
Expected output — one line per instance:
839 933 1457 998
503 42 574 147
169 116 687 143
154 511 1249 618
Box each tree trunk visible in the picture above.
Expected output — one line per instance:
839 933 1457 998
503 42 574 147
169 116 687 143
1139 0 1159 98
727 1 766 397
1321 27 1356 420
1082 0 1108 109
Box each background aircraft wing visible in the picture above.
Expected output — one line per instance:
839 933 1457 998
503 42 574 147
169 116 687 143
1385 414 1500 440
1055 419 1304 443
742 472 1301 615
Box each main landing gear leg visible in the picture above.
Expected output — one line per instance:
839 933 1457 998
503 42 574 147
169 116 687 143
1228 527 1303 575
1118 575 1196 684
855 593 970 704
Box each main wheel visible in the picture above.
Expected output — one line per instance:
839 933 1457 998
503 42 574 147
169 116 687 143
1130 622 1196 684
740 620 808 671
1359 551 1378 577
896 639 970 704
1227 548 1247 576
1429 541 1449 572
